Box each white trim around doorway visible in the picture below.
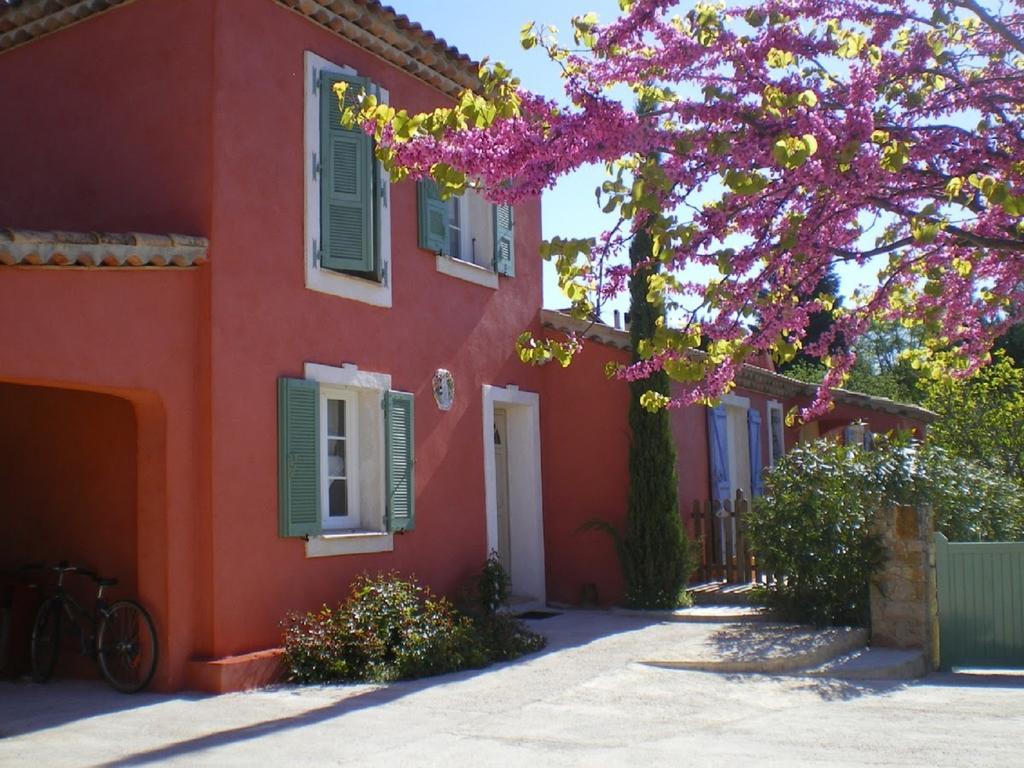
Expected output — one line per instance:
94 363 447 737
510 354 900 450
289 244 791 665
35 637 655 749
481 384 545 604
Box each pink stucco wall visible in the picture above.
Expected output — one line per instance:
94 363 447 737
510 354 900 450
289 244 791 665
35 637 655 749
0 0 543 688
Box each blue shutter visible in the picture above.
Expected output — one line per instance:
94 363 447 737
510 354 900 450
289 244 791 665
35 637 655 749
863 429 874 451
747 408 764 497
843 425 855 445
278 378 321 537
707 406 731 502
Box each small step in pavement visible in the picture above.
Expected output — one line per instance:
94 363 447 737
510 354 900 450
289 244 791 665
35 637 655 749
642 624 869 674
689 581 761 607
611 605 774 623
803 646 928 680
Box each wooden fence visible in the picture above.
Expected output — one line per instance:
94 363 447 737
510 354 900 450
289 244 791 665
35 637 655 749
690 489 761 584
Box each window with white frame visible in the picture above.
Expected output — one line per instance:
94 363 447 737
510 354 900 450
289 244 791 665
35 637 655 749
304 52 392 308
322 387 359 530
417 181 515 287
278 364 414 556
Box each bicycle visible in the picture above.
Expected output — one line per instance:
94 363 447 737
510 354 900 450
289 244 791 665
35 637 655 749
30 561 158 693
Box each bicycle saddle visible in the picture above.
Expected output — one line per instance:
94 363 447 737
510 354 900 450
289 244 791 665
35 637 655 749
96 577 118 587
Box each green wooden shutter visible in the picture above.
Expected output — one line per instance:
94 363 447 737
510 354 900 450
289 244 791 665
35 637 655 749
385 390 415 532
278 378 321 538
417 179 448 253
493 203 515 276
320 72 374 274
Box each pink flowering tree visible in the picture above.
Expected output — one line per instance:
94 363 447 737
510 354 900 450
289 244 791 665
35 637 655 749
344 0 1024 417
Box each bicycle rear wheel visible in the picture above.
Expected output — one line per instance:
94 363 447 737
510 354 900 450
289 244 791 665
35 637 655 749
30 598 62 683
96 600 158 693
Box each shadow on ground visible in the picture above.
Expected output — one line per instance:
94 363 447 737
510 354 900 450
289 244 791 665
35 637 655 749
706 623 846 659
0 609 661 747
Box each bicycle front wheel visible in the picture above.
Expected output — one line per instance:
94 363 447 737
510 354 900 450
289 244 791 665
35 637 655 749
30 598 62 683
97 600 158 693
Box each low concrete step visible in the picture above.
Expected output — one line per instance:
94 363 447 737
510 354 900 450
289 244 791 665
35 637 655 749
611 605 774 623
803 646 928 680
643 625 868 674
689 581 761 607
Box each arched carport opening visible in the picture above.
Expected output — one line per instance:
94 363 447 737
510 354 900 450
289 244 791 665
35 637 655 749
0 380 168 685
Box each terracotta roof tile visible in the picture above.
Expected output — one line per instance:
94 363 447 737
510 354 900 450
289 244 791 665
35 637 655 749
0 0 480 96
539 309 937 422
0 228 208 267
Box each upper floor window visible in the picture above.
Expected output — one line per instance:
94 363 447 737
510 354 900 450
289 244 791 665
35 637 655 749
304 52 392 308
418 180 515 288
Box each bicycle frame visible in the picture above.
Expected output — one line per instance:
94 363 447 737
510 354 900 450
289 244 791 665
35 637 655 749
50 567 110 658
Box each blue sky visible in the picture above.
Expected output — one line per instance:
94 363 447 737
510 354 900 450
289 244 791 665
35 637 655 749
395 1 878 315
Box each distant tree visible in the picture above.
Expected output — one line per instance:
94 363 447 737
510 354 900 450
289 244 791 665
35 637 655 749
776 266 844 374
783 320 925 403
921 354 1024 483
994 322 1024 367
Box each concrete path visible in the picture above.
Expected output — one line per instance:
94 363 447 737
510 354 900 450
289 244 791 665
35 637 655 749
1 611 1022 767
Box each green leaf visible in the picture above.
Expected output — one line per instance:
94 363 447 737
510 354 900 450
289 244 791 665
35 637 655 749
520 21 536 50
766 48 795 68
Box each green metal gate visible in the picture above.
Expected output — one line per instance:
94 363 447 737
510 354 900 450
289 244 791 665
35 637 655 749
935 533 1024 670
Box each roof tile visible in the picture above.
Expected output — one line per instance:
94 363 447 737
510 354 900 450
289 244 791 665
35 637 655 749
0 228 209 267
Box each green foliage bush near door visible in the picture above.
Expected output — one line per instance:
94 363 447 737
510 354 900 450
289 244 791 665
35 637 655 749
745 440 885 627
282 565 545 684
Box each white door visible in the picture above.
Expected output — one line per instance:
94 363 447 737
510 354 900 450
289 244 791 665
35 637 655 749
493 408 513 579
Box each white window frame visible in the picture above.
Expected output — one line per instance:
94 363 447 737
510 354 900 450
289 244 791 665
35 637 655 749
320 387 360 531
767 399 785 467
434 190 499 290
303 363 393 557
304 51 393 308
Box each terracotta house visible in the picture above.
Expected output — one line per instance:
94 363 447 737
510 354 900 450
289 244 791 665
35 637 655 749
0 0 549 692
0 0 931 693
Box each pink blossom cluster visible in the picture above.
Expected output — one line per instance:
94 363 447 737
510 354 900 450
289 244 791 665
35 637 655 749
371 0 1024 415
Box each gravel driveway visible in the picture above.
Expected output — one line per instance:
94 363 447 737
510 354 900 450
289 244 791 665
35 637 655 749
0 611 1020 767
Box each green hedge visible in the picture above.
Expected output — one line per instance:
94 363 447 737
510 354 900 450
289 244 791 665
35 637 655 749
746 437 1024 627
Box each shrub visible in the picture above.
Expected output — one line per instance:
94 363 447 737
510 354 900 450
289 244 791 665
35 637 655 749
475 551 510 617
747 436 1024 627
283 572 487 684
745 440 885 627
282 564 545 685
872 442 1024 542
459 553 547 661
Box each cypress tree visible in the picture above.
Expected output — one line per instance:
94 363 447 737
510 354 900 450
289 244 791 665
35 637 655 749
619 226 692 608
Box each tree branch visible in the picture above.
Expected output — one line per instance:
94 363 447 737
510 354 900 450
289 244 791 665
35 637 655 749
954 0 1024 55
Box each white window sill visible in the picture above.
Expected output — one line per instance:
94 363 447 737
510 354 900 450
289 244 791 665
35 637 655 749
305 530 394 558
435 254 498 290
306 265 392 308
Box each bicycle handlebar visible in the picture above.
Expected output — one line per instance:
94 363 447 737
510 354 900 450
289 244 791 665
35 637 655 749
49 562 105 583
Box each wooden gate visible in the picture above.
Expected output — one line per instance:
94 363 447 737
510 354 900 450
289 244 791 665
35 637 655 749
935 533 1024 670
690 490 758 584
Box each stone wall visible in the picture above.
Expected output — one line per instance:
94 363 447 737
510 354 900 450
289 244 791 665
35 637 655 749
869 505 939 667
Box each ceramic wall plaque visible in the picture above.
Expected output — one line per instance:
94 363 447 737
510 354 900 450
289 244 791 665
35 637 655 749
432 368 455 411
